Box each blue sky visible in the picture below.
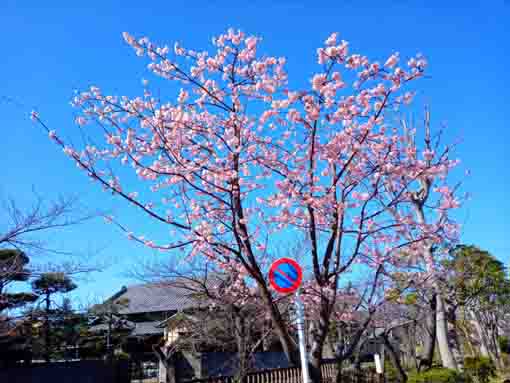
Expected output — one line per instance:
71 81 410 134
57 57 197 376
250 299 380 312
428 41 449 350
1 1 509 305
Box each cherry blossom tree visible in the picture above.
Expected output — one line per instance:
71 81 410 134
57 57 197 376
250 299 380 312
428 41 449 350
33 29 463 381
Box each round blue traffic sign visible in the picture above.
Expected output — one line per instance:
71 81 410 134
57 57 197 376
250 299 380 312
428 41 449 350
269 258 303 293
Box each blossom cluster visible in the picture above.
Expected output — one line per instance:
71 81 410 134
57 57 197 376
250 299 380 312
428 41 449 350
35 29 463 322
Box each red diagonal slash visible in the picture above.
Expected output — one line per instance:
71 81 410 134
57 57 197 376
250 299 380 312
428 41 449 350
275 267 295 284
269 258 302 293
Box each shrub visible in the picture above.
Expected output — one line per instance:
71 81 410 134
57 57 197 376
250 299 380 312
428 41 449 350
384 360 400 382
463 356 496 383
114 350 131 360
499 336 510 354
407 368 466 383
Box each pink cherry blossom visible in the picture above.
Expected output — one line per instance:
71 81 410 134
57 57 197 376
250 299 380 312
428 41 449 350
384 52 399 68
33 29 464 365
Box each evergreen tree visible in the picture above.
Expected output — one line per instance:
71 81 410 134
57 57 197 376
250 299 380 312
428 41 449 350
0 249 38 312
31 272 77 362
90 295 130 360
444 245 510 368
0 249 38 367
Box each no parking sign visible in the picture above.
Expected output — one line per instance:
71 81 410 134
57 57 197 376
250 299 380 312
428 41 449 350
268 258 303 293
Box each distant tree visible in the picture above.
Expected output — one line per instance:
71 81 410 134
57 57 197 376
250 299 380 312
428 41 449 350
89 295 130 360
442 245 510 369
0 249 38 312
0 249 38 368
48 298 88 361
0 192 96 359
31 272 77 362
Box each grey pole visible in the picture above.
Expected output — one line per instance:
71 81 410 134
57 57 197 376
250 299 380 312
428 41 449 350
295 290 310 383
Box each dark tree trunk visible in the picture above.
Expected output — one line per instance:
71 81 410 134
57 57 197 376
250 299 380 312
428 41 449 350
262 318 271 352
107 312 113 361
419 293 437 371
44 291 50 362
235 312 249 382
383 334 407 383
335 355 345 383
258 282 299 365
447 306 463 370
309 348 323 383
309 302 331 383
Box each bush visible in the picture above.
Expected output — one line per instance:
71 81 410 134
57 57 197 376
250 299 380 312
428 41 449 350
384 360 400 382
499 336 510 354
114 350 131 360
463 356 496 383
407 368 466 383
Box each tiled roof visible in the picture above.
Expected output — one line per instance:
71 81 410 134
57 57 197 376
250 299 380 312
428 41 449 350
107 279 219 315
88 319 135 333
89 320 163 336
130 321 163 336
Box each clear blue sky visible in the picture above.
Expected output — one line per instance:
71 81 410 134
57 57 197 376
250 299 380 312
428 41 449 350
1 1 509 305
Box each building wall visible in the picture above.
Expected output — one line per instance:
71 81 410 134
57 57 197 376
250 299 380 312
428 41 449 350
0 360 130 383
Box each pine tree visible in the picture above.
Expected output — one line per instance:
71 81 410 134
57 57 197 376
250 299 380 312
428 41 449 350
31 272 77 362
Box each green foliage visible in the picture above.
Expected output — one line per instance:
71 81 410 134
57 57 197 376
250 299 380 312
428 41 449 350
384 288 402 302
404 292 419 305
499 336 510 354
0 292 38 311
0 249 30 282
463 356 497 383
444 245 510 308
0 249 34 311
407 368 467 383
114 350 130 360
92 297 129 316
31 272 77 295
384 360 400 382
0 249 36 365
28 301 89 361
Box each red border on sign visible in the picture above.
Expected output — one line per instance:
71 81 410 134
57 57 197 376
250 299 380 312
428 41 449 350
269 258 303 294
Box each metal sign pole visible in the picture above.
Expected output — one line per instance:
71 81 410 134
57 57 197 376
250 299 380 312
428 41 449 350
295 290 310 383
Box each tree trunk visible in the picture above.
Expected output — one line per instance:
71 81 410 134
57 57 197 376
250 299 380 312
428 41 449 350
481 313 505 370
470 309 491 357
44 291 51 362
309 337 324 383
411 324 420 371
447 306 464 370
354 344 363 383
436 293 457 370
383 333 407 383
490 327 505 369
235 314 249 382
309 304 331 383
335 355 344 383
107 312 113 361
334 318 373 382
258 281 299 365
399 326 414 371
153 344 176 383
419 299 437 371
262 318 271 352
404 324 418 371
412 198 458 371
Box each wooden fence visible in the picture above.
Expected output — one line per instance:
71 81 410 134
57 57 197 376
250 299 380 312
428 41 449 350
185 363 380 383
